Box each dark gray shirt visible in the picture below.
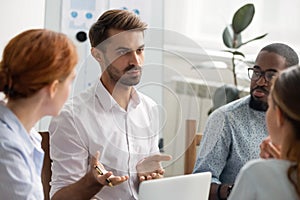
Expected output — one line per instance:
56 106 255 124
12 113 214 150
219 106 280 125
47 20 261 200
193 96 267 184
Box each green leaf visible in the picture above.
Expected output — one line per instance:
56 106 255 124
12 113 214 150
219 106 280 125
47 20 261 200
222 25 242 49
232 51 245 57
232 4 255 34
232 33 242 48
222 50 235 54
239 33 268 47
222 26 234 48
222 50 245 57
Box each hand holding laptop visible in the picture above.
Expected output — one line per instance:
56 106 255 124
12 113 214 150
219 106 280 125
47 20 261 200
136 154 172 182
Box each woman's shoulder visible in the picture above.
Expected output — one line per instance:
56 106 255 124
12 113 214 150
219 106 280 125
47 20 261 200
241 158 292 174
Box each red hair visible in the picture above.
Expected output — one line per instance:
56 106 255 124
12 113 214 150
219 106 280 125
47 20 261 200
0 29 78 99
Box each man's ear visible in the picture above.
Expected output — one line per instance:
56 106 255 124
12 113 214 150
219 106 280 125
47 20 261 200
91 47 102 62
48 80 59 99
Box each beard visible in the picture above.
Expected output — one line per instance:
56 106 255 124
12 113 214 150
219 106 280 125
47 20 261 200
249 86 269 111
106 64 142 86
249 95 268 111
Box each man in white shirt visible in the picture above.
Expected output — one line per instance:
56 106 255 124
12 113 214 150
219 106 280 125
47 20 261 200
49 9 171 200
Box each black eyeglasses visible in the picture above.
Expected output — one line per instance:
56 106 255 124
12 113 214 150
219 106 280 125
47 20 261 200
248 67 278 82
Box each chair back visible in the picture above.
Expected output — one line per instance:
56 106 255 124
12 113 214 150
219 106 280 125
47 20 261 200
184 120 202 174
39 131 52 200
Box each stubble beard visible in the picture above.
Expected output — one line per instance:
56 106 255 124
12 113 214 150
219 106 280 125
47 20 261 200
106 64 142 87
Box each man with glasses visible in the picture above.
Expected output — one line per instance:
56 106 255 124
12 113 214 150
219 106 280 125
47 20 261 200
247 66 278 111
193 43 299 200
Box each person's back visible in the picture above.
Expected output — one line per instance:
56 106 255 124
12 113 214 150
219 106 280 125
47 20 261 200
0 113 44 199
229 159 298 199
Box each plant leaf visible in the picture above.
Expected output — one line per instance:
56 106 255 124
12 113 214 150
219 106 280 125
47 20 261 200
232 4 255 34
222 50 235 54
232 51 245 57
238 33 268 47
222 50 245 57
232 33 242 48
222 25 242 49
222 26 234 48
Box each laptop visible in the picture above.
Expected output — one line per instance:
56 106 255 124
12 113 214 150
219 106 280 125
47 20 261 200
138 172 212 200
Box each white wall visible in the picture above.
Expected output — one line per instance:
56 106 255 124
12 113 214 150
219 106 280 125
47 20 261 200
164 0 300 55
0 1 45 57
0 1 45 101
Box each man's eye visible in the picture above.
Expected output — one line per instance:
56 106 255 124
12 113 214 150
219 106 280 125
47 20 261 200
254 71 261 76
266 72 276 79
118 50 129 55
137 48 144 53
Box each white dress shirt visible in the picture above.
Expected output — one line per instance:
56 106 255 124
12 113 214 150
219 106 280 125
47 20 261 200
49 82 160 200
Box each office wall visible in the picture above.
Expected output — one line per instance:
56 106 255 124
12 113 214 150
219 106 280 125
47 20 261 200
0 1 45 57
0 1 45 102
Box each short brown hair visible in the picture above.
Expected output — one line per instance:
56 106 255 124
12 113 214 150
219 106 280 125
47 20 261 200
89 9 147 48
0 29 78 100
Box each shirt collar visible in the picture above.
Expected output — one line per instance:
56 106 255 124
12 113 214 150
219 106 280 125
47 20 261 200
129 87 141 105
95 82 141 112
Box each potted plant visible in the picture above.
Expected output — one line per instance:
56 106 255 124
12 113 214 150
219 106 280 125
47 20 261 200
222 3 267 87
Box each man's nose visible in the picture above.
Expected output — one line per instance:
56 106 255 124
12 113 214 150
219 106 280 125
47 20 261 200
255 74 268 86
129 52 141 66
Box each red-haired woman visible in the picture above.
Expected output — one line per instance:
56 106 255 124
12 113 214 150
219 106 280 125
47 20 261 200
0 29 78 199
